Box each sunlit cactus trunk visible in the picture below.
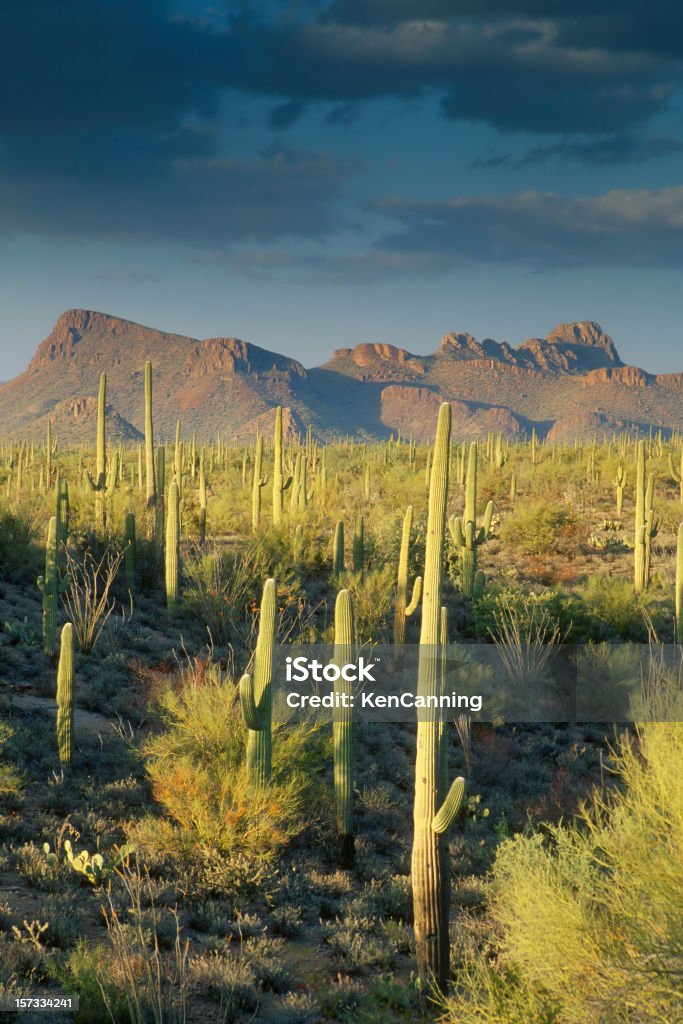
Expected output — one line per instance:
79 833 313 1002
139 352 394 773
165 480 180 618
394 505 421 646
240 578 276 787
333 588 355 865
198 453 207 544
56 622 75 768
412 402 465 993
144 360 156 508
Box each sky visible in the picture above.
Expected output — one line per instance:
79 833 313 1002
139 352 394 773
1 1 683 378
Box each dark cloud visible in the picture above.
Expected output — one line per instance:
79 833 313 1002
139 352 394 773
472 134 683 169
0 145 356 245
366 187 683 273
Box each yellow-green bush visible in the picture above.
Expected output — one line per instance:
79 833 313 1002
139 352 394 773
443 722 683 1024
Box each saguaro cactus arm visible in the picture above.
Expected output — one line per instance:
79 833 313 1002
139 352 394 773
432 777 466 834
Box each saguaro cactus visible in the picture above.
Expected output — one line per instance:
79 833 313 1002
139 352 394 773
272 406 292 526
198 453 207 544
239 578 277 787
252 435 268 531
123 512 136 593
634 440 646 594
37 516 70 657
644 472 659 589
449 441 493 598
614 459 626 517
412 402 466 992
352 515 364 576
56 622 75 768
83 373 109 530
55 478 70 575
165 480 180 618
669 448 683 504
394 505 422 646
333 520 345 574
676 523 683 644
144 361 156 508
333 588 355 864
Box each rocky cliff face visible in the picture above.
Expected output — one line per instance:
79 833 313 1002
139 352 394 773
0 310 680 444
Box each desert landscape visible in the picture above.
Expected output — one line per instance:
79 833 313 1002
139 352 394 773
0 324 681 1021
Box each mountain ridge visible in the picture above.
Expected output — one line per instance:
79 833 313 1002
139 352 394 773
1 309 680 444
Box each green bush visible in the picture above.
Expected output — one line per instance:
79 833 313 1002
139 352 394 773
140 664 329 860
500 500 579 557
442 722 683 1024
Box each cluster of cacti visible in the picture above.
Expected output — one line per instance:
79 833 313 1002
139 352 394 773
412 402 465 992
239 577 276 787
448 441 493 598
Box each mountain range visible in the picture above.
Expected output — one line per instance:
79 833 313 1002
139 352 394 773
0 309 681 445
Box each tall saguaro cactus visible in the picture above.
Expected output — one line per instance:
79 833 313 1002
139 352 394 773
333 588 355 865
240 578 277 787
449 441 493 598
37 516 70 657
165 480 180 618
198 453 207 544
272 406 292 526
252 435 268 531
56 622 75 768
394 505 422 646
676 523 683 644
83 373 109 530
55 478 70 576
333 520 345 574
613 459 626 517
144 361 156 508
412 402 466 992
669 448 683 504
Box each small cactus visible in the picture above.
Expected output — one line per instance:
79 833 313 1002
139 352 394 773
448 442 493 598
37 517 70 657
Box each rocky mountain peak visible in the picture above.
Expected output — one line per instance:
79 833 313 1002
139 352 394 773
545 321 622 364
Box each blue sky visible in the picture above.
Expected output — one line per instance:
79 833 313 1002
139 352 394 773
2 1 683 378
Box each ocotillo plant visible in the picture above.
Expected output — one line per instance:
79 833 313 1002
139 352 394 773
333 520 345 574
82 373 109 531
239 577 276 787
676 523 683 644
198 454 207 544
165 480 180 618
56 622 75 768
333 588 355 865
252 435 268 531
123 512 136 593
448 441 493 598
394 505 421 646
614 459 626 517
37 516 70 657
144 360 156 508
412 402 466 992
272 406 292 526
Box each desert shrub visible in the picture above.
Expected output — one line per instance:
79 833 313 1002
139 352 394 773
471 585 575 642
141 665 328 859
500 500 579 557
442 722 683 1024
0 502 42 578
573 575 656 641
